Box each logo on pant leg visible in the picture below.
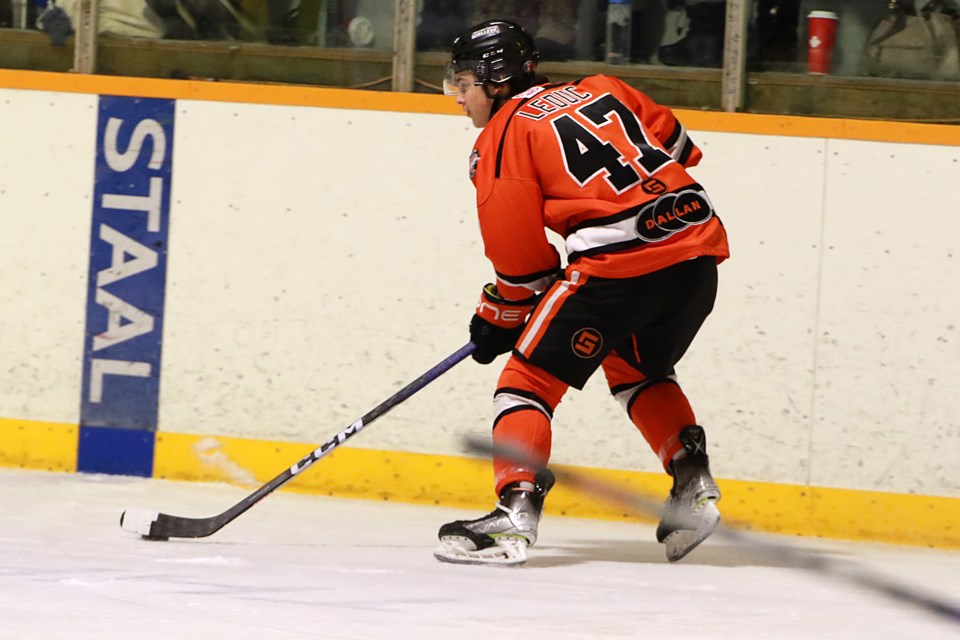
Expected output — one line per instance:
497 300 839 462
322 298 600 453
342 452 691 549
572 328 603 358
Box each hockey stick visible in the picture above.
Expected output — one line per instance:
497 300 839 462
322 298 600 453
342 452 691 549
119 342 476 540
465 437 960 628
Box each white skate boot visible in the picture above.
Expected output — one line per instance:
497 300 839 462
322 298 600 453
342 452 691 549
656 425 721 562
434 469 555 566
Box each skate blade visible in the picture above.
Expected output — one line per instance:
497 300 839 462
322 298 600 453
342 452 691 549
433 537 528 566
662 501 720 562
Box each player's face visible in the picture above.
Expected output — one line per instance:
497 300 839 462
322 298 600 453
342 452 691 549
450 71 493 129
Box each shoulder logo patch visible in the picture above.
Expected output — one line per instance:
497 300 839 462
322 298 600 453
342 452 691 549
469 149 480 179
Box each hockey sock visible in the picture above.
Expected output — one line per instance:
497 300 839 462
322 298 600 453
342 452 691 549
627 380 697 469
492 408 553 495
491 357 567 495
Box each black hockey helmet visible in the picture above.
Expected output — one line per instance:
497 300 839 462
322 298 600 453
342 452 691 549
445 19 540 94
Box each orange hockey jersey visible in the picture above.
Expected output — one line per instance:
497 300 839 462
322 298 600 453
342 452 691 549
470 74 730 301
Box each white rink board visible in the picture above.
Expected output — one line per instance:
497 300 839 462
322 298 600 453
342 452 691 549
0 86 957 497
0 88 95 424
813 139 960 495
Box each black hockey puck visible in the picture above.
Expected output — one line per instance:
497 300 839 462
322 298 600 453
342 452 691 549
141 535 169 541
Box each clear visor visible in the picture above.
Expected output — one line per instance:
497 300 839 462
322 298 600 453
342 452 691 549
442 61 460 96
443 61 484 96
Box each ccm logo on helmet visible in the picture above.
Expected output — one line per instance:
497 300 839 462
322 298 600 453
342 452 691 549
572 328 603 358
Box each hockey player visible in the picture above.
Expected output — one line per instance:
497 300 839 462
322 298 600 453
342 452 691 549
434 19 730 566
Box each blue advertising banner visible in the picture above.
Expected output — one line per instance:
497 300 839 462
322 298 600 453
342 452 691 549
78 95 175 476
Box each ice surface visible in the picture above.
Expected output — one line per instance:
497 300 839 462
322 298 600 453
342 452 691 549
0 468 957 640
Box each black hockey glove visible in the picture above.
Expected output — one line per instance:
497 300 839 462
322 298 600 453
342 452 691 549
469 283 537 365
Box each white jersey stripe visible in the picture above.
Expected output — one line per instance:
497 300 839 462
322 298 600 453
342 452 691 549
564 186 714 257
565 217 638 256
668 126 689 161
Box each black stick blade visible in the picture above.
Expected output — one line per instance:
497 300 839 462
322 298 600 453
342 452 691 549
120 508 228 540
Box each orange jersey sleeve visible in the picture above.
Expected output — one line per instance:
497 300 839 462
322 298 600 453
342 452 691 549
470 74 729 290
471 132 562 301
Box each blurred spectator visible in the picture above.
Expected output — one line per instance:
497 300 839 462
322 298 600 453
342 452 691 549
50 0 259 40
52 0 166 39
36 1 74 44
468 0 539 34
10 0 292 43
417 0 579 60
0 0 12 28
753 0 800 65
145 0 255 40
417 0 467 51
263 0 299 44
858 0 960 80
6 0 64 30
471 0 580 60
535 0 578 59
415 1 453 51
658 0 726 67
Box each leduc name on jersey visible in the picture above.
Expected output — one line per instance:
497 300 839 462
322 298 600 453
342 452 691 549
470 74 730 301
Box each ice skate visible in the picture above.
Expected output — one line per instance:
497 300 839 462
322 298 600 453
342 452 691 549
434 469 555 566
656 425 721 562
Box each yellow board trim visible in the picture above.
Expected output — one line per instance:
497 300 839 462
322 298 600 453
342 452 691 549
0 419 956 548
0 69 457 115
153 431 960 549
0 418 77 472
2 69 959 146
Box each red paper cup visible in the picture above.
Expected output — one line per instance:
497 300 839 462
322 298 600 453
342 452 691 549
807 11 838 74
